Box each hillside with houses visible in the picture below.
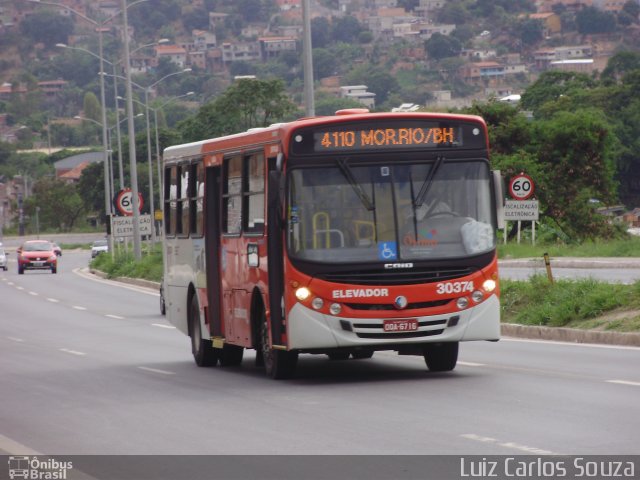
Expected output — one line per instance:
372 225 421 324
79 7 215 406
0 0 639 234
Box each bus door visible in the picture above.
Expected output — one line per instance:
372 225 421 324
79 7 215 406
220 152 266 346
205 165 223 339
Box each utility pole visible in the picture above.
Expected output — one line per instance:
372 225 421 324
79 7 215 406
302 0 315 117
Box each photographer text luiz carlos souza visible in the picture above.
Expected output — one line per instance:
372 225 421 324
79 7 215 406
460 457 636 478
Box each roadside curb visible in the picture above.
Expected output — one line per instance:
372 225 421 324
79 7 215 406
502 323 640 347
498 257 640 269
88 268 160 290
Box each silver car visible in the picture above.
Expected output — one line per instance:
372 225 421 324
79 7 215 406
0 247 8 271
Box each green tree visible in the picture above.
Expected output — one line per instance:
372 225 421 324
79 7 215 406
576 6 616 34
311 17 332 49
345 65 399 105
601 51 640 84
465 101 532 156
532 110 618 239
83 92 101 123
519 71 596 116
178 78 298 141
425 33 462 61
19 10 74 46
518 19 544 46
28 177 85 232
77 162 104 215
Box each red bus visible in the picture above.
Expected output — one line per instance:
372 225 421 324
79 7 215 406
162 109 503 379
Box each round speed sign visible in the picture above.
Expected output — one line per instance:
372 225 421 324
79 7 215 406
509 174 535 200
114 188 144 216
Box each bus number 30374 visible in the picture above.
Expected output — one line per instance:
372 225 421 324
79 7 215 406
436 281 474 295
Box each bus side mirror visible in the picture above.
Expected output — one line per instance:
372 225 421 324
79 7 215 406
492 170 505 230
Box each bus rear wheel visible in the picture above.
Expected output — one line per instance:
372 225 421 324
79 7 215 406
260 313 297 379
190 295 218 367
423 342 458 372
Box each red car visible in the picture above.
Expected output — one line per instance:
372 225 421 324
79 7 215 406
17 240 58 274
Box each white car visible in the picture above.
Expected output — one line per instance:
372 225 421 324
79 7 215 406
0 247 7 271
91 239 109 258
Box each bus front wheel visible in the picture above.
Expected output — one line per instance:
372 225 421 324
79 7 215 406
190 295 218 367
423 342 458 372
260 313 297 379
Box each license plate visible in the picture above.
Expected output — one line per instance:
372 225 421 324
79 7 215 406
33 261 44 266
383 319 419 332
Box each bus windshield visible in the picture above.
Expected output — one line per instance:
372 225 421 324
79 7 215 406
287 159 495 263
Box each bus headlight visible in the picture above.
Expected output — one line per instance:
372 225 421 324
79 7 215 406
329 303 342 315
295 287 311 301
311 297 324 310
456 297 469 310
471 290 484 303
483 279 497 293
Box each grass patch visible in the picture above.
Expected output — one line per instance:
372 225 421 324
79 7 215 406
501 276 639 330
90 246 162 282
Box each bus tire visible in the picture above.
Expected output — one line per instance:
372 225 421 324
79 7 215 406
190 295 218 367
423 342 458 372
261 312 297 379
220 344 244 367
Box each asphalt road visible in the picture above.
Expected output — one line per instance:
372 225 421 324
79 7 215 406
1 252 639 462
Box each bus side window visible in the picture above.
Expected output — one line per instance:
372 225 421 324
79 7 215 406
165 166 178 236
192 162 204 237
179 165 190 236
244 153 265 234
223 155 242 234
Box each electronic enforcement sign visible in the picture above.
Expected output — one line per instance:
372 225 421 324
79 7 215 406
290 120 487 155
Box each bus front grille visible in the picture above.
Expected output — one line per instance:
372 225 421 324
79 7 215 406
317 267 475 286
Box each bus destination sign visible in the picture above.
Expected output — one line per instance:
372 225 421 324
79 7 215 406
316 126 458 151
291 120 487 155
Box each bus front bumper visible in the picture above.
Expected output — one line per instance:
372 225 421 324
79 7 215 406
286 295 500 350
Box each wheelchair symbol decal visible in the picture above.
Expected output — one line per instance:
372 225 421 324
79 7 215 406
378 241 397 260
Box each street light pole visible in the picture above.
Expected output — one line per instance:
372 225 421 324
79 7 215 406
151 91 194 232
121 0 142 259
97 26 113 256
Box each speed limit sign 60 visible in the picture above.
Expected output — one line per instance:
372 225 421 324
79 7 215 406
114 188 144 216
509 174 535 200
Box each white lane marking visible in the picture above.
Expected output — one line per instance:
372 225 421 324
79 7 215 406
501 337 640 351
607 379 640 387
16 286 24 290
7 281 14 285
151 323 176 329
7 337 24 342
74 267 159 296
0 432 42 455
73 305 87 311
138 366 174 375
458 361 485 367
29 291 38 296
461 434 562 455
59 348 86 356
47 298 59 303
461 434 497 443
106 314 125 320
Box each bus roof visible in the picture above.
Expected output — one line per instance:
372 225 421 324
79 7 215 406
162 111 487 162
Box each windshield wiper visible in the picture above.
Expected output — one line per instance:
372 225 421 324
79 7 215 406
337 158 375 211
414 155 445 207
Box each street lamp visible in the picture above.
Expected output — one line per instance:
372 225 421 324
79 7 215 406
152 92 194 208
30 0 150 258
112 68 191 245
58 39 169 192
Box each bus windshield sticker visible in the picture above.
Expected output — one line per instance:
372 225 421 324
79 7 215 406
378 241 397 261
